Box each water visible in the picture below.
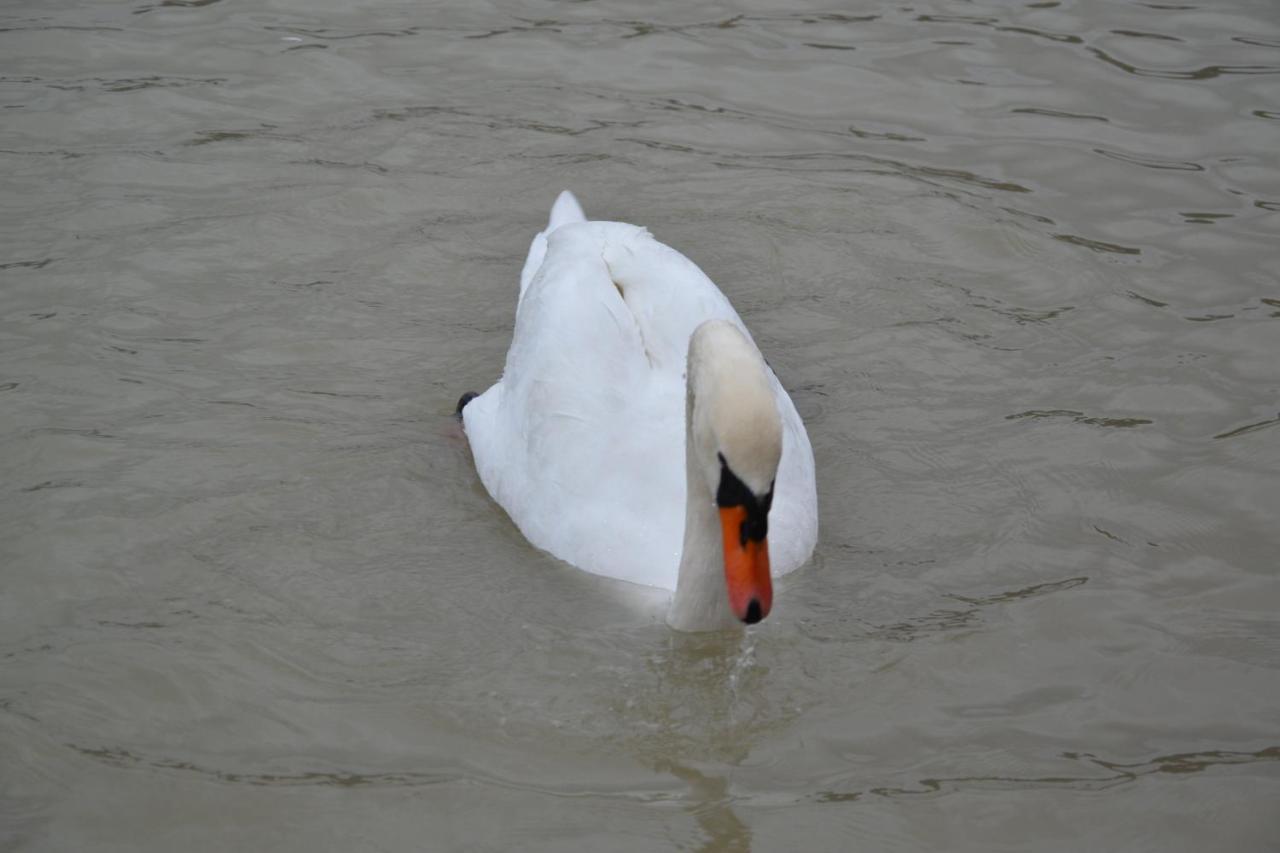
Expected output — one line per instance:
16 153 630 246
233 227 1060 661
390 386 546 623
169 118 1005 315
2 0 1279 849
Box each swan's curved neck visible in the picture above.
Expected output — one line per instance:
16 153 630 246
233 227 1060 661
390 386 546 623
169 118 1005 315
666 320 781 632
668 392 740 632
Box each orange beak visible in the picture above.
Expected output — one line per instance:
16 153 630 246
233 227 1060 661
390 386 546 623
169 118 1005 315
719 506 773 624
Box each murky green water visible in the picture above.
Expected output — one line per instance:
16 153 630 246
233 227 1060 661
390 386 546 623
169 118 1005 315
2 0 1278 849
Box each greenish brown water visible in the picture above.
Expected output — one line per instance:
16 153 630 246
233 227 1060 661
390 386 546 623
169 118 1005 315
2 0 1279 850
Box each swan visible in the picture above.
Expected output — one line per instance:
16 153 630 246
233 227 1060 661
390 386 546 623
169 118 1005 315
460 191 818 631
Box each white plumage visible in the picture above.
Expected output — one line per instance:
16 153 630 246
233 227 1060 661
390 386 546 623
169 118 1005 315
463 191 817 613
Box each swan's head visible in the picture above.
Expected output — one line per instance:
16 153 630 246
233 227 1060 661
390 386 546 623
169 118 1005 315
687 320 782 625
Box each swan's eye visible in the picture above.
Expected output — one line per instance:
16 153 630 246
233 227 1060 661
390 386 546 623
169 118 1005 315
716 453 771 545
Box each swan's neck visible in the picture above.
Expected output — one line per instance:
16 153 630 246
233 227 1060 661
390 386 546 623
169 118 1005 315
667 319 781 632
668 401 739 632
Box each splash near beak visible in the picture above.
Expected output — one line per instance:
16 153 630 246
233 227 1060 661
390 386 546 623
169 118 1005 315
719 506 773 624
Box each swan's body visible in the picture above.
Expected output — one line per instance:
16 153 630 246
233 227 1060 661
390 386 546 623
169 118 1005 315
462 191 818 630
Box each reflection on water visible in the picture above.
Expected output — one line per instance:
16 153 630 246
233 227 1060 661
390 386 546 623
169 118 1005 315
3 0 1280 849
626 633 768 853
664 762 752 853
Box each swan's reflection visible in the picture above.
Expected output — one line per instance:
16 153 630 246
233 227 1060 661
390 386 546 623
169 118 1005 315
617 630 793 852
659 760 752 853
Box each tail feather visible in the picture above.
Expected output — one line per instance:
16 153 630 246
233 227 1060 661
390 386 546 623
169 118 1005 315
547 190 586 231
520 190 587 299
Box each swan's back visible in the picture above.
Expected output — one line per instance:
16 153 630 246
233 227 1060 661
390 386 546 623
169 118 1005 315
463 192 817 590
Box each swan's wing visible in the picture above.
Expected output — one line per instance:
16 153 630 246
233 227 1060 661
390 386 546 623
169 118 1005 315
600 227 744 371
767 377 819 577
601 225 818 575
467 220 690 587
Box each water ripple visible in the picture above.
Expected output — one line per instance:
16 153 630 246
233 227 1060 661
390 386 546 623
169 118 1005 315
815 747 1280 801
1094 147 1204 172
1005 409 1153 428
1087 46 1280 79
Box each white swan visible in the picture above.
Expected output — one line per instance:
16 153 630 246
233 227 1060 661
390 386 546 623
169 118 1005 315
461 191 818 631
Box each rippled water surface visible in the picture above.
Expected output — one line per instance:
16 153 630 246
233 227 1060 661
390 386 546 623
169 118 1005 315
3 0 1279 849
